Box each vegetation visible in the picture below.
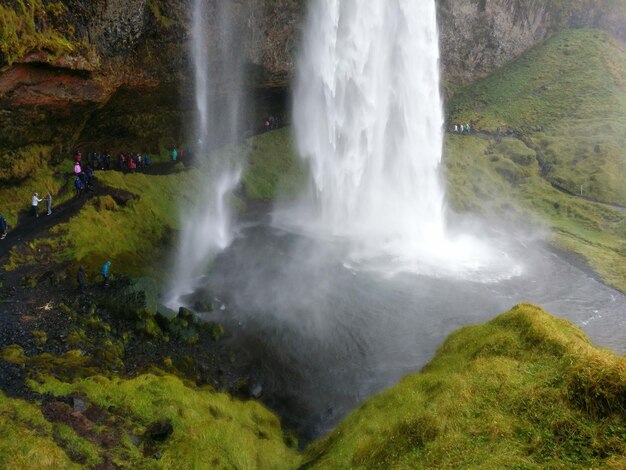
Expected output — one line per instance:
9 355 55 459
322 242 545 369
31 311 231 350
4 167 203 276
303 304 626 469
0 0 77 65
0 391 81 469
449 29 626 207
27 374 300 469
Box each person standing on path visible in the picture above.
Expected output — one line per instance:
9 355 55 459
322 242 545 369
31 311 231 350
31 192 43 218
46 192 53 215
77 266 86 294
101 260 111 288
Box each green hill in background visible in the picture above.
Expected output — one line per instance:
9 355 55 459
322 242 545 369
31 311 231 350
449 29 626 207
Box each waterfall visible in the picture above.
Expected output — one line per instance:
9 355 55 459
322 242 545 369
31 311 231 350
290 0 514 279
167 0 246 303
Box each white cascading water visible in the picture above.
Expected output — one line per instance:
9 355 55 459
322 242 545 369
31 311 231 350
167 0 245 303
290 0 517 279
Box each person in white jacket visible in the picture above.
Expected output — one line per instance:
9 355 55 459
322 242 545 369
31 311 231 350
32 192 43 218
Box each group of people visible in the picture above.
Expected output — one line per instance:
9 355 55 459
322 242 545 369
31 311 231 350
263 115 280 132
118 152 153 171
453 123 475 134
86 151 112 170
73 153 96 195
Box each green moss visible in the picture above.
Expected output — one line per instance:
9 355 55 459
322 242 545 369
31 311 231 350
304 304 626 469
0 391 81 469
1 344 28 364
52 422 102 467
0 0 77 65
32 373 301 469
31 329 48 346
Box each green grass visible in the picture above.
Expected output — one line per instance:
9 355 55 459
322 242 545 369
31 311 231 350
302 304 626 469
30 373 301 469
242 128 307 200
449 29 626 206
0 145 75 226
0 391 81 469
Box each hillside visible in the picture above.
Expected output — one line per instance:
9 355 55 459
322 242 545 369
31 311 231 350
445 28 626 293
302 304 626 469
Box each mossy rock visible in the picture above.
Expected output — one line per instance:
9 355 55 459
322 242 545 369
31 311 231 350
104 277 159 321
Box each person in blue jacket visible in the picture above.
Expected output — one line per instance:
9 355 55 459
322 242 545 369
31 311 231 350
0 213 7 239
101 260 111 287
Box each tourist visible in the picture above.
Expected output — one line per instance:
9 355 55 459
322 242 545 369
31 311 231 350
85 166 94 185
119 153 126 170
465 123 471 134
459 123 463 134
129 156 136 173
144 155 152 167
0 213 7 239
454 124 458 133
74 176 84 196
73 151 82 164
101 260 111 288
74 161 82 176
171 147 178 162
31 192 43 217
46 191 53 215
77 265 86 294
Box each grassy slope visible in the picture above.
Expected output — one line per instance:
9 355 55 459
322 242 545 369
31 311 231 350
448 29 626 206
445 29 626 293
4 166 201 277
28 374 300 469
303 304 626 469
0 391 82 470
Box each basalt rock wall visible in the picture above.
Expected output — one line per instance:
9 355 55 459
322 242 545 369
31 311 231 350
1 0 626 171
